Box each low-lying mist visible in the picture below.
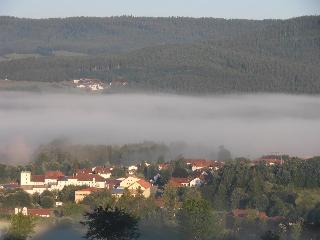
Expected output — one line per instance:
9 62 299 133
1 91 320 163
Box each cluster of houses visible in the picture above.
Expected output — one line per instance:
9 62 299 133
20 166 151 202
252 155 285 166
0 154 294 218
73 78 105 91
158 159 225 188
72 78 129 91
18 155 287 198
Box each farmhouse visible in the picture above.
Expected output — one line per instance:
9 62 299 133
15 207 53 218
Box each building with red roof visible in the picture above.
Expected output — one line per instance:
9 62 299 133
76 174 107 188
45 171 64 179
15 207 53 218
168 178 190 187
93 166 113 179
75 166 112 179
30 175 45 184
105 179 121 190
44 171 65 184
229 209 284 222
74 187 102 203
158 163 170 170
127 178 152 198
253 155 285 166
184 159 223 171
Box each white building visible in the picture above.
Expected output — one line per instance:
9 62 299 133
128 166 138 175
20 171 107 195
189 178 203 187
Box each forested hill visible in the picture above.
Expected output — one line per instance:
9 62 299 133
0 16 319 94
0 16 273 55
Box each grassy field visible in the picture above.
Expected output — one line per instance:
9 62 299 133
0 53 41 61
0 51 87 62
53 51 87 57
0 80 79 93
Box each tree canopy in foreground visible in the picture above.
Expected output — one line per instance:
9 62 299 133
81 206 140 240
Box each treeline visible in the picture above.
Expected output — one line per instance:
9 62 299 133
29 139 171 176
202 158 320 217
0 16 319 93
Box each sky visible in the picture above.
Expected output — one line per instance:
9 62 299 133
0 0 319 19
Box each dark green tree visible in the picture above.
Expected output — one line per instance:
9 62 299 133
81 206 140 240
178 197 222 240
261 231 280 240
40 196 55 208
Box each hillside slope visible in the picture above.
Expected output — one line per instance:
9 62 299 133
0 16 272 55
0 16 319 94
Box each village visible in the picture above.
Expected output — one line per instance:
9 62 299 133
0 155 289 219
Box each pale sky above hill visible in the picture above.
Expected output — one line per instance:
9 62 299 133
0 0 319 19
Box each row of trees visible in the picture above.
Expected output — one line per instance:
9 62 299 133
28 140 171 176
200 158 320 218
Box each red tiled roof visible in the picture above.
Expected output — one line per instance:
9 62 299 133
230 209 281 221
185 159 207 165
0 208 13 214
184 159 221 168
45 171 64 179
28 208 53 217
75 168 93 175
77 174 106 182
94 166 113 174
31 175 45 182
158 163 169 169
168 178 189 187
231 209 248 218
137 179 151 189
253 157 283 165
105 179 121 187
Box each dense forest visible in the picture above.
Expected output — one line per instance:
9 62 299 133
0 16 319 93
0 16 273 55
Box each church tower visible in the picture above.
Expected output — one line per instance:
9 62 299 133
20 171 31 185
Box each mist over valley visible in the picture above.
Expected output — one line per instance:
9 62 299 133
1 91 319 163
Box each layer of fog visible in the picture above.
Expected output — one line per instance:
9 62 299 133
1 91 320 163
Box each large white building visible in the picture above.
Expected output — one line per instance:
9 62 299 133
20 170 108 195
